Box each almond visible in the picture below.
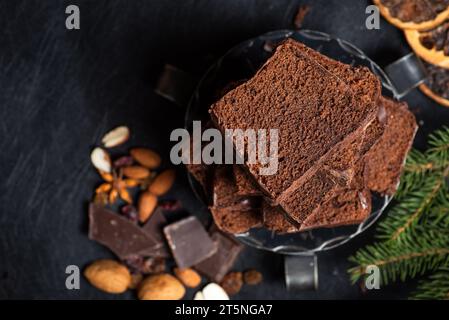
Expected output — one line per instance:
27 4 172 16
194 291 205 300
122 166 150 179
148 169 175 196
138 191 158 223
130 148 161 169
84 259 131 294
174 268 202 288
201 283 230 300
101 126 130 148
138 274 185 300
90 147 112 173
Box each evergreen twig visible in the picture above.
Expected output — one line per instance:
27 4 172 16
348 127 449 299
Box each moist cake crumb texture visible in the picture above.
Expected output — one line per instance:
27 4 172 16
185 38 417 234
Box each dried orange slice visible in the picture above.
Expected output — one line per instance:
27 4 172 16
374 0 449 31
420 83 449 107
419 62 449 107
405 21 449 68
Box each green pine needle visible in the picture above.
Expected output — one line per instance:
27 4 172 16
411 268 449 300
348 127 449 299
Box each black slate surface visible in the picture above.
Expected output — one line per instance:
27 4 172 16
0 0 448 300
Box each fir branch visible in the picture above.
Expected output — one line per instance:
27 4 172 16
411 268 449 300
349 230 449 285
349 127 449 299
397 149 434 198
427 127 449 167
377 171 448 241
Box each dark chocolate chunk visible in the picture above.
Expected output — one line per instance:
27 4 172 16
124 255 166 274
194 229 243 282
163 216 217 268
142 207 167 243
88 203 161 260
120 204 138 223
139 207 170 258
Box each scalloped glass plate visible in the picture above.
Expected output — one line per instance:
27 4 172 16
185 29 394 255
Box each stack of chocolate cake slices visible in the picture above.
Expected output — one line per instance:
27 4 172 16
187 39 418 234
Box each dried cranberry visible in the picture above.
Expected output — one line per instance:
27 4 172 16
121 204 138 222
113 155 134 168
141 257 166 274
243 269 263 285
220 272 243 296
158 199 182 212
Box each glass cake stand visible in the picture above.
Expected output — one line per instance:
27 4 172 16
155 29 426 290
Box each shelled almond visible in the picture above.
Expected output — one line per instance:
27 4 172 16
84 260 131 294
122 166 150 179
130 148 161 169
174 268 202 288
138 191 158 223
138 274 185 300
101 126 130 148
148 169 175 196
91 147 112 173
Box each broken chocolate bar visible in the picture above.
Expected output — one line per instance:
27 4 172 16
194 228 243 282
163 216 217 268
88 203 161 260
139 207 171 258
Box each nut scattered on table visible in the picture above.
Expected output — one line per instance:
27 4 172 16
174 268 202 288
201 283 230 300
138 191 158 223
101 126 130 148
193 291 205 300
130 148 161 169
91 147 112 173
122 165 150 179
138 273 185 300
148 169 176 196
84 259 131 294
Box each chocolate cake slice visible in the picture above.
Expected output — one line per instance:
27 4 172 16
300 188 372 231
262 202 300 234
186 162 212 196
233 165 263 196
364 97 418 195
262 187 372 233
210 166 262 234
263 161 370 233
262 103 388 233
210 39 381 223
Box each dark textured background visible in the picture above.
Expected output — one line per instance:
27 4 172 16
0 0 448 300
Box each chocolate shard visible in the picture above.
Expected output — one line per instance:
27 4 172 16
194 228 243 282
139 207 171 258
163 216 217 269
88 203 161 260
